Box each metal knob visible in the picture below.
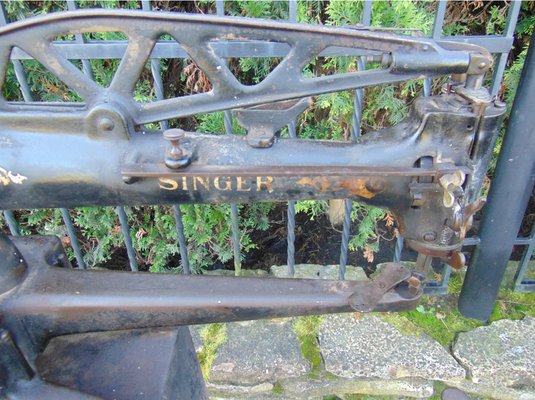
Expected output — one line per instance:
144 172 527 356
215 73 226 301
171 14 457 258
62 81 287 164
163 129 191 169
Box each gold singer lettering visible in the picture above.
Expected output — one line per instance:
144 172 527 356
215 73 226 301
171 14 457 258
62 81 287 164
159 176 274 193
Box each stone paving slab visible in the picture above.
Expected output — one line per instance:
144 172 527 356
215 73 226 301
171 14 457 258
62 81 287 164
319 314 466 382
453 316 535 389
271 264 368 280
207 319 309 385
208 377 434 399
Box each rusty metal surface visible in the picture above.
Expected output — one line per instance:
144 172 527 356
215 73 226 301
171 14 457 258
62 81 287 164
0 10 487 124
0 236 422 360
0 9 509 398
0 94 505 261
0 10 503 262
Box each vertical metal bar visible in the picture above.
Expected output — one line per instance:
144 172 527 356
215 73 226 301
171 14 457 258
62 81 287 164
459 31 535 320
422 0 446 99
350 58 365 141
338 199 352 280
12 62 33 102
230 203 241 276
339 4 371 279
285 5 298 277
416 253 433 274
173 205 191 275
2 211 20 236
513 223 535 289
215 0 241 275
423 79 432 97
440 264 452 287
286 120 297 277
362 0 372 26
286 201 296 277
215 0 225 16
66 0 94 80
393 234 403 263
490 1 522 97
142 0 192 275
432 1 447 39
288 0 297 23
142 0 168 131
223 111 234 134
115 207 138 272
60 208 86 269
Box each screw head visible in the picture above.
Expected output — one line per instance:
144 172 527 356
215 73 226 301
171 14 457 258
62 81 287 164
163 128 185 141
98 117 115 132
423 231 437 242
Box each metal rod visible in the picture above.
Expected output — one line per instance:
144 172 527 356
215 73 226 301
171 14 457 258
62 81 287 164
142 0 169 131
286 119 297 277
219 38 240 276
115 207 138 272
339 199 352 280
223 111 233 134
440 264 452 288
341 42 367 278
362 0 372 26
2 211 20 236
415 253 432 275
216 0 225 16
393 234 404 263
288 0 297 23
3 260 421 338
286 201 296 277
432 1 447 39
12 62 33 102
513 223 535 289
60 208 86 269
66 0 94 80
423 78 432 97
350 58 365 141
172 205 191 275
230 203 241 276
490 0 522 97
459 31 535 321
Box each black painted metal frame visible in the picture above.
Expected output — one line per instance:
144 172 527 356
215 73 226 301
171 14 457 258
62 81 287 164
0 1 530 312
0 1 533 398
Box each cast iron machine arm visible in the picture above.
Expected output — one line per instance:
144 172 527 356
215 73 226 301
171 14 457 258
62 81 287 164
0 10 504 399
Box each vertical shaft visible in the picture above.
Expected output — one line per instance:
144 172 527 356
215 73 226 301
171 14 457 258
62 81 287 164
458 32 535 320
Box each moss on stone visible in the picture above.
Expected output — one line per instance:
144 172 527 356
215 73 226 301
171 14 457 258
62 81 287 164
272 381 284 395
378 271 535 348
197 323 227 380
293 315 324 373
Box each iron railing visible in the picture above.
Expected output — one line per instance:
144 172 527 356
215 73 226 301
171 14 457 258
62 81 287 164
0 0 532 305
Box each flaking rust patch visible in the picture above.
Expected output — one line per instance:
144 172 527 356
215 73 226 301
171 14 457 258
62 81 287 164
296 177 379 199
0 167 27 186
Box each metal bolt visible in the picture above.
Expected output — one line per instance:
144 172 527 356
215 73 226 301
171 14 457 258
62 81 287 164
163 128 191 169
366 179 386 194
494 99 506 108
98 117 115 132
478 61 487 69
423 231 437 242
164 128 184 158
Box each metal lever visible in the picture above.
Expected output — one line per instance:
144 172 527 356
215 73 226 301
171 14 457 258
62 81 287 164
0 235 424 357
233 98 312 148
348 262 422 312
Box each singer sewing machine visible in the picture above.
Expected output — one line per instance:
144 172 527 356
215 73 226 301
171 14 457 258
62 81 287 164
0 10 504 399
